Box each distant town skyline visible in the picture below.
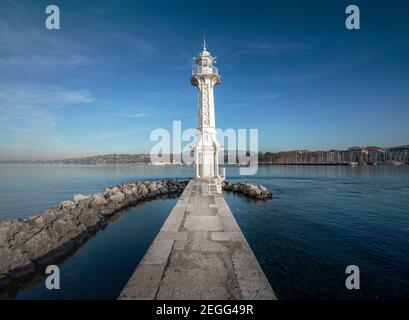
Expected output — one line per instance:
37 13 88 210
0 0 409 160
1 144 408 164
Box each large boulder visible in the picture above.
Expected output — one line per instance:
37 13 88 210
7 230 33 247
73 194 90 204
0 221 14 245
121 186 134 196
131 187 139 196
146 183 157 192
49 215 78 242
59 200 75 210
138 184 149 195
222 181 272 200
90 194 108 207
23 229 58 260
158 186 169 195
108 187 120 195
109 192 125 205
4 219 25 240
26 214 47 229
0 247 32 276
259 185 268 193
41 208 62 225
77 208 101 229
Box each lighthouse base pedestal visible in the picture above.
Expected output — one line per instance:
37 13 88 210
196 177 223 195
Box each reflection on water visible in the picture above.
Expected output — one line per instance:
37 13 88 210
0 164 408 299
225 165 409 299
11 198 177 300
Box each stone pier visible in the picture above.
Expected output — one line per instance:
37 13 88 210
119 179 276 300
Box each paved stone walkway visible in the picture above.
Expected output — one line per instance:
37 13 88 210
119 179 276 300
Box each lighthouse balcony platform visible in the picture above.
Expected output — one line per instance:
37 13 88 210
192 66 218 76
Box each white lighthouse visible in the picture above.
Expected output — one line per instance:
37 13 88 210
191 40 223 193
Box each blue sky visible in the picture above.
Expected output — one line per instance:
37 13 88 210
0 0 408 160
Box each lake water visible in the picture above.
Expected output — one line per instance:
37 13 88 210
0 164 408 299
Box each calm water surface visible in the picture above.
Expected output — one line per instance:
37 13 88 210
0 164 408 299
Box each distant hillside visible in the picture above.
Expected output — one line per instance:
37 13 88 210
1 145 407 165
0 154 151 164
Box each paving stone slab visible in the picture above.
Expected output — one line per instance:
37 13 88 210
118 264 165 300
156 231 188 241
141 239 174 266
211 231 244 242
184 216 224 231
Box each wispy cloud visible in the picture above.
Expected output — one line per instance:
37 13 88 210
278 71 329 84
226 93 279 109
87 129 136 143
228 40 312 59
272 43 383 85
114 34 159 59
0 14 89 67
0 83 94 158
115 112 151 118
0 84 93 109
0 2 158 69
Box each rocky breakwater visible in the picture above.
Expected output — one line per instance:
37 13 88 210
0 180 188 289
222 181 273 200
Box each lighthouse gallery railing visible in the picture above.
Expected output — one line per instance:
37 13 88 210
192 66 218 76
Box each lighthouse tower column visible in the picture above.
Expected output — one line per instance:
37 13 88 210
191 41 222 192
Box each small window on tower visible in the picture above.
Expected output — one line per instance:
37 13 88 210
202 59 207 66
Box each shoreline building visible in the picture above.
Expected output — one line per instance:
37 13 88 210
191 41 223 192
257 145 409 165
